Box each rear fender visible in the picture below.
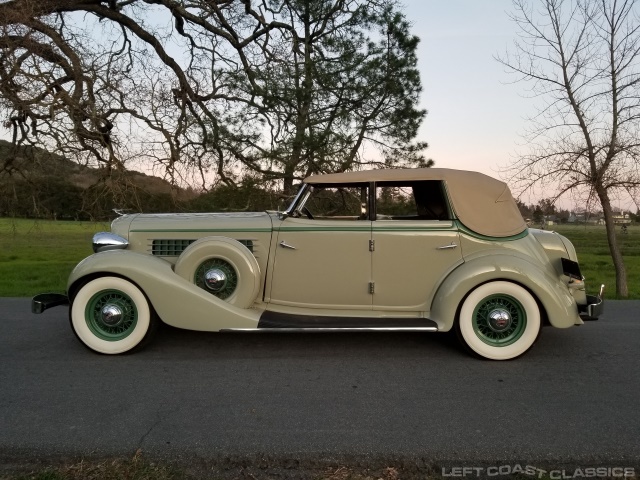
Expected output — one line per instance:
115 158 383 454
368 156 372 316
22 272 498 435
68 251 261 331
430 254 580 331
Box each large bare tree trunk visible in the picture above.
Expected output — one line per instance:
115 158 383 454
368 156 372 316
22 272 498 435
598 189 628 297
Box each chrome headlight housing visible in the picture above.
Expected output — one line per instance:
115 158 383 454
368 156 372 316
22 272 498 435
92 232 129 253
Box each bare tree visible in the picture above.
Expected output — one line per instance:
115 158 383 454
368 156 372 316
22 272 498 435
498 0 640 297
0 0 427 194
0 0 288 185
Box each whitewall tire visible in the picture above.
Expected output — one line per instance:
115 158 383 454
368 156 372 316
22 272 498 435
457 281 541 360
71 276 155 354
174 236 261 309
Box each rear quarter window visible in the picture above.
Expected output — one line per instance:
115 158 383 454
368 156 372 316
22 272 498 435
376 180 450 220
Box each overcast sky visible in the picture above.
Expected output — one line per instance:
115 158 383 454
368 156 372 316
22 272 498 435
402 0 531 178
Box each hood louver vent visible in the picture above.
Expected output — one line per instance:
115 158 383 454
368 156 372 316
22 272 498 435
151 239 254 256
152 239 195 256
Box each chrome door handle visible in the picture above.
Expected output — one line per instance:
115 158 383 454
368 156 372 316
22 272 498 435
279 241 297 250
437 243 457 250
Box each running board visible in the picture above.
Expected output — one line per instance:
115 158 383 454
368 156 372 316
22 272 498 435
244 310 439 331
221 326 438 333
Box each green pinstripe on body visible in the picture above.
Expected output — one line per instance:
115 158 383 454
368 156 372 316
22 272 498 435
130 221 528 239
276 226 370 232
130 228 271 233
455 221 529 241
372 225 456 232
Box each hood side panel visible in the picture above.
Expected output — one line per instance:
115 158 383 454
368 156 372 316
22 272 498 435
122 213 274 301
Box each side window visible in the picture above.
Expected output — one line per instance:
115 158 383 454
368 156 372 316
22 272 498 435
298 185 368 220
376 180 449 220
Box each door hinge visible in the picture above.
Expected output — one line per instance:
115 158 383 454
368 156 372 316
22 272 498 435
369 239 375 252
369 282 375 294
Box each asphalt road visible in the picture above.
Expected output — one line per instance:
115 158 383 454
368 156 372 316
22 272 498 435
1 298 639 470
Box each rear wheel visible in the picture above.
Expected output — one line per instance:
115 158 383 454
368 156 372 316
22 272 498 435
457 281 541 360
70 276 156 354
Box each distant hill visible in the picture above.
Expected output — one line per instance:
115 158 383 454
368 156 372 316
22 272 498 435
0 139 191 197
0 140 285 220
0 139 196 219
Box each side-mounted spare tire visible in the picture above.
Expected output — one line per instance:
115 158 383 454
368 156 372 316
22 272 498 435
174 236 261 309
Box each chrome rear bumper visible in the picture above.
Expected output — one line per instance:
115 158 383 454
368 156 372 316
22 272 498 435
32 293 69 314
579 284 604 321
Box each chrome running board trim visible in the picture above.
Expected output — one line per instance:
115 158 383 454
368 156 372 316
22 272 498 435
220 327 438 333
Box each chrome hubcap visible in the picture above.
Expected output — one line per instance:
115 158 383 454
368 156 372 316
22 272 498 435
101 304 124 326
204 268 227 292
488 308 512 332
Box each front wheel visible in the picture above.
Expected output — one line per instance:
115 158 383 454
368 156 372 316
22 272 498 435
70 276 156 354
456 281 541 360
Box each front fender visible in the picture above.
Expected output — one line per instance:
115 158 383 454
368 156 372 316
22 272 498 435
68 251 261 331
430 254 580 332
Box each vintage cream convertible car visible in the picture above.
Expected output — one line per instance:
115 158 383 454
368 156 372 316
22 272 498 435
33 168 603 359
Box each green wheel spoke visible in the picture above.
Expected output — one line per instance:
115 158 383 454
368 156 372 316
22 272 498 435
195 258 238 300
85 289 138 342
472 293 527 347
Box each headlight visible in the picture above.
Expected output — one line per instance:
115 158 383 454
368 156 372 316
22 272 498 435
92 232 129 253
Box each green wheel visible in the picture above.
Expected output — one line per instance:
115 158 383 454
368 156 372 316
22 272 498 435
194 258 238 300
457 281 541 360
71 277 155 354
85 289 138 341
471 294 527 347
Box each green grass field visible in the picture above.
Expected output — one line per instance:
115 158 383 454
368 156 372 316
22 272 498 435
0 218 107 297
0 218 638 298
552 224 640 298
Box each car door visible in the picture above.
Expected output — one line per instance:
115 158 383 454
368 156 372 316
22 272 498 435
371 180 463 311
268 185 373 310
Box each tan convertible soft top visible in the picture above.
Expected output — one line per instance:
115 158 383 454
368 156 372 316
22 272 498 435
305 168 527 238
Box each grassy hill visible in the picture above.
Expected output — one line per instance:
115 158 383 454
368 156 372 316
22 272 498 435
0 139 194 219
0 139 188 195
